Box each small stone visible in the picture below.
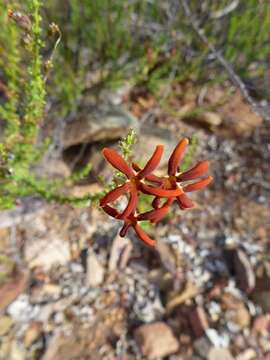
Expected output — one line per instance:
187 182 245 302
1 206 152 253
237 348 257 360
200 112 222 127
1 338 25 360
193 337 211 358
179 334 191 345
53 312 65 325
7 294 35 322
0 271 29 311
31 283 61 303
86 250 104 287
24 237 71 270
0 228 9 253
233 334 246 350
108 234 132 272
135 322 179 359
252 291 270 312
0 316 14 336
189 306 209 338
156 240 178 274
252 314 270 336
206 329 229 348
208 347 234 360
226 303 250 330
233 249 255 293
7 340 25 360
24 321 43 348
166 281 198 313
259 337 270 353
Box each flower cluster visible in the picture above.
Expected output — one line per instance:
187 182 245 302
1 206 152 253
100 138 213 247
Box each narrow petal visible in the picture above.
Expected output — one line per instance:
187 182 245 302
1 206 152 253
100 182 130 206
132 162 163 184
118 189 138 219
152 196 161 209
138 199 173 223
120 223 131 237
141 183 183 197
177 160 209 181
176 193 194 210
133 224 156 247
138 145 164 179
168 138 189 176
102 205 120 218
102 148 134 179
183 176 213 192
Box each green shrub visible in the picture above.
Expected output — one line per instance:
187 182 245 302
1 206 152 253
0 0 101 209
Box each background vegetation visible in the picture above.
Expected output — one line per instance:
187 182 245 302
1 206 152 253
0 0 270 209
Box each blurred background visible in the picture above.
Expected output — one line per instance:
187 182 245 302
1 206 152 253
0 1 270 359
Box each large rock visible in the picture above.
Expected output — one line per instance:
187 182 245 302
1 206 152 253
62 105 139 148
136 124 177 171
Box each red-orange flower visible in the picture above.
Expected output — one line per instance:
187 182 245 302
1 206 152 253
102 205 156 247
100 145 180 219
133 138 213 220
100 137 213 247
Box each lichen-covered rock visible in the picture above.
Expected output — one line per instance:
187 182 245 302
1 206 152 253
63 105 139 148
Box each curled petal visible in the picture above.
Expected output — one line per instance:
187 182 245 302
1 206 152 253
102 205 120 218
132 163 163 184
120 223 131 237
138 145 164 179
138 199 173 223
152 196 161 209
133 223 156 247
118 189 138 220
176 193 194 210
183 176 213 192
102 148 134 179
168 138 189 176
177 160 209 181
141 183 183 197
100 182 130 206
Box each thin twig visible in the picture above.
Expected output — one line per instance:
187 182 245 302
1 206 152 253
210 0 239 19
180 0 270 122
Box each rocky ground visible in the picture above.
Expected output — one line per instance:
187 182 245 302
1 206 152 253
0 82 270 360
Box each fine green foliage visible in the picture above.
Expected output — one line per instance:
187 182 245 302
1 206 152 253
0 0 102 210
0 1 21 152
188 0 270 78
42 0 270 114
0 0 269 212
0 0 51 209
225 0 270 74
181 135 198 171
118 128 137 161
